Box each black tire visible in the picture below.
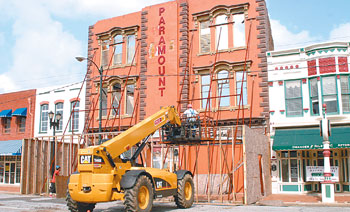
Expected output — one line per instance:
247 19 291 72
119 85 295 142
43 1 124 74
175 174 194 208
124 175 154 212
66 190 96 212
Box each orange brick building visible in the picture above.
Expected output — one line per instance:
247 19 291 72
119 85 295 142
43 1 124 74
0 89 36 191
84 0 273 203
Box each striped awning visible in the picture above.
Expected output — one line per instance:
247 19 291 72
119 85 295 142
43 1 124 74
0 140 22 156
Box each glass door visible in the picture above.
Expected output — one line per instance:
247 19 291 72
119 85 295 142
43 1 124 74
4 162 15 184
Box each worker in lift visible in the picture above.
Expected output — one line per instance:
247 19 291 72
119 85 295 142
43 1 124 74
183 104 199 137
49 165 61 197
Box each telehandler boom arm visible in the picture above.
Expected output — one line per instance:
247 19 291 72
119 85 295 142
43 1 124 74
98 106 181 160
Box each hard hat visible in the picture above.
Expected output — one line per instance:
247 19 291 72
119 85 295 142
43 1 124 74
187 104 193 108
56 165 61 170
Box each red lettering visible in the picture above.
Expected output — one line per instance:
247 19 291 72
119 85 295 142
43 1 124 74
159 16 165 25
158 55 165 65
158 66 165 75
158 45 166 55
158 36 165 45
159 7 165 16
159 26 165 35
159 87 165 96
159 77 166 86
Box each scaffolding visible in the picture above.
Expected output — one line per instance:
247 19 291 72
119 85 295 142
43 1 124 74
24 18 270 204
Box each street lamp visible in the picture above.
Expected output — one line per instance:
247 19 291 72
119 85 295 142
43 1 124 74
49 111 62 177
75 56 104 144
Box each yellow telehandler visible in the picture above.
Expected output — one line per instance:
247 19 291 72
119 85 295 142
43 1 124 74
66 106 194 212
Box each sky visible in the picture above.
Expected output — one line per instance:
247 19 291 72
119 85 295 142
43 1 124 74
0 0 349 93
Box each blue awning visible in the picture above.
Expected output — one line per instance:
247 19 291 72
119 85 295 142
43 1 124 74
0 109 12 117
12 108 27 116
0 140 22 156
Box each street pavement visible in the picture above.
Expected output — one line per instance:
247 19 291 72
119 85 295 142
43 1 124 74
0 193 350 212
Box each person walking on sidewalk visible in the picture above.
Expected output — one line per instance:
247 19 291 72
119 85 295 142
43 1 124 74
49 165 61 197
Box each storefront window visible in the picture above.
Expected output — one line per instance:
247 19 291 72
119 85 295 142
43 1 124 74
282 159 289 182
0 156 21 185
280 151 298 183
290 159 298 182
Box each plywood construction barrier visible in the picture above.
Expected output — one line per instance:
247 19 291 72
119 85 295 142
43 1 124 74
20 137 79 195
20 127 270 204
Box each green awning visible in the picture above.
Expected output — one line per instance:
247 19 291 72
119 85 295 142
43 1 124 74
273 127 350 150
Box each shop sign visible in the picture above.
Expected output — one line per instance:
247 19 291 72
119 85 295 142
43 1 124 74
306 166 339 182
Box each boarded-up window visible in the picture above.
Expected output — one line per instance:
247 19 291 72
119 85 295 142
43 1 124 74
339 57 349 72
101 40 109 67
322 76 338 113
307 60 317 76
200 20 210 53
215 15 228 50
309 78 319 115
114 35 123 65
285 80 302 116
319 57 336 74
233 13 245 47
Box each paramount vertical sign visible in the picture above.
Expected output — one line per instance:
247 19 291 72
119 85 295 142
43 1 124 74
157 7 166 96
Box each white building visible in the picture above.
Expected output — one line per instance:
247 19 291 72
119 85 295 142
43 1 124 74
267 42 350 194
34 82 86 141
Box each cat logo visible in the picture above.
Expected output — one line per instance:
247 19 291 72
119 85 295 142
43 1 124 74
80 155 92 164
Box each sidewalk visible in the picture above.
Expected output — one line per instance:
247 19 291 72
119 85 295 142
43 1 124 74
258 193 350 207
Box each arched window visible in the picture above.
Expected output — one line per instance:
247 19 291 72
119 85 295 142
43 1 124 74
200 20 211 53
40 104 49 132
114 35 123 65
55 102 63 131
215 15 228 50
71 101 80 131
217 70 230 107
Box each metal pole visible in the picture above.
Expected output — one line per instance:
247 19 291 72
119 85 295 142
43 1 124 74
99 66 103 144
321 104 335 203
